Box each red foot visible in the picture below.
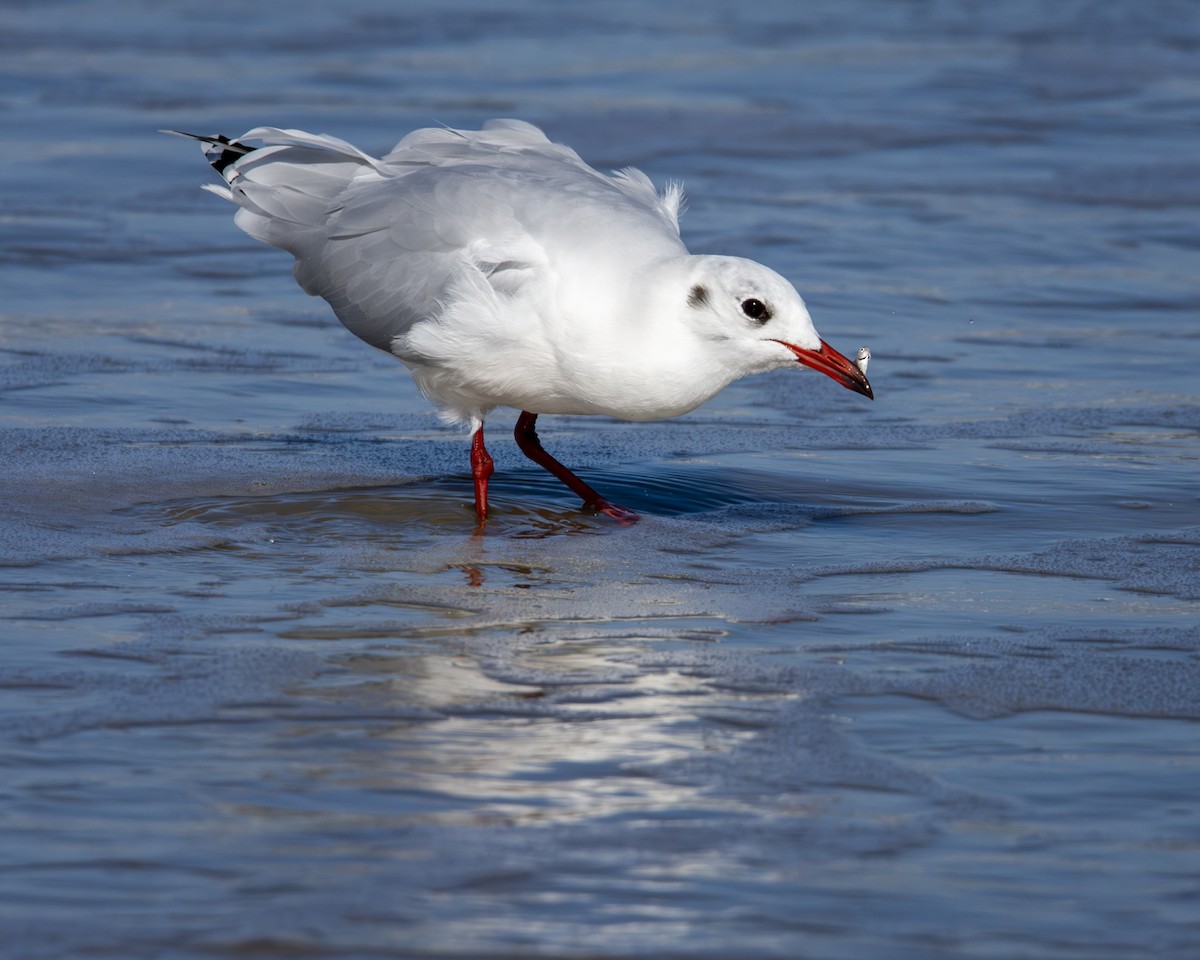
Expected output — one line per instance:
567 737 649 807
470 427 494 522
514 411 639 524
589 498 640 525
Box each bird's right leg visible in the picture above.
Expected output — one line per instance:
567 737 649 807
470 425 494 522
513 412 638 523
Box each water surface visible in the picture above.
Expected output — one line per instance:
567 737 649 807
2 2 1199 958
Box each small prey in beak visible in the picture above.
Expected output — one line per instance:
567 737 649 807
773 339 874 400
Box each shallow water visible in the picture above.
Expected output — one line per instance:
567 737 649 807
2 2 1199 957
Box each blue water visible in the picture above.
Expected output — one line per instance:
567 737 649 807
2 2 1199 958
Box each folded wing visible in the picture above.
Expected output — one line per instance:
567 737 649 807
197 120 686 354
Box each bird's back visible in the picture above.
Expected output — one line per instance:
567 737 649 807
199 120 686 353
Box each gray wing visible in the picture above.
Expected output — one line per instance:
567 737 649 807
203 120 686 352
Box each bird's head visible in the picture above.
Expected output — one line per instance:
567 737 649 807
681 255 873 400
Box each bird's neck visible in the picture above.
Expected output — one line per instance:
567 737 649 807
545 256 744 421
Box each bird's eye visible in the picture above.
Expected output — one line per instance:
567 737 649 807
740 298 771 323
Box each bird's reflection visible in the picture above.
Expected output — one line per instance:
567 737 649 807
302 629 746 829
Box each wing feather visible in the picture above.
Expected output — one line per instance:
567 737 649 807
199 121 685 353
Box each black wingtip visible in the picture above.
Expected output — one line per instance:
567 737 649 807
161 129 255 174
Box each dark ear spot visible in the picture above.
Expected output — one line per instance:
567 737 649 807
687 284 709 309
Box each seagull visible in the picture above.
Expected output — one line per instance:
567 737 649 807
165 120 873 522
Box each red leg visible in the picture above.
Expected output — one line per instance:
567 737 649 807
470 426 494 522
513 412 638 523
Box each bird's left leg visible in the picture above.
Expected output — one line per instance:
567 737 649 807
513 412 638 523
470 425 494 522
